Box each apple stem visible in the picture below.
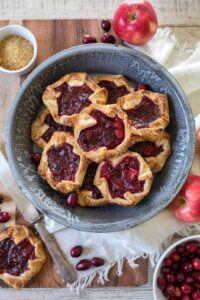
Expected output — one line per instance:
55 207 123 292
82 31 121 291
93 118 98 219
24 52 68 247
178 197 186 208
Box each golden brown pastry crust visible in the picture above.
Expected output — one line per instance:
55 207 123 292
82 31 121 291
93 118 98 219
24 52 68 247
0 224 46 289
130 131 171 173
38 132 89 193
93 74 133 95
94 151 153 207
31 108 50 149
117 90 169 139
78 189 109 207
42 72 108 126
74 103 132 163
31 108 73 149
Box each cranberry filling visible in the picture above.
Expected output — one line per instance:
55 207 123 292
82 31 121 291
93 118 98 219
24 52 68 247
98 80 129 104
47 142 80 182
41 114 73 142
129 141 164 157
77 109 125 151
100 156 145 199
0 238 35 276
81 163 103 199
126 96 161 129
55 83 93 116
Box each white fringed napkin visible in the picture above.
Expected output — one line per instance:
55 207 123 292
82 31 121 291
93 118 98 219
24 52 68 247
45 28 200 291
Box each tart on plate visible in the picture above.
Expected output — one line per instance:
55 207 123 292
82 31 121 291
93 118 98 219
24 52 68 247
93 74 133 104
74 103 132 163
117 89 169 139
95 152 153 207
0 224 46 289
78 162 108 207
31 108 73 149
42 72 108 126
129 131 171 173
38 132 89 193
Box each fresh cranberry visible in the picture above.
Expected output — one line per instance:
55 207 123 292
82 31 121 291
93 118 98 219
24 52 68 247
101 19 111 32
182 296 192 300
175 287 182 298
166 284 176 297
195 247 200 255
192 258 200 270
172 263 179 271
176 245 185 254
0 212 11 223
176 271 185 283
167 298 177 300
186 275 194 284
31 153 41 164
82 34 97 44
170 251 181 262
157 276 166 290
192 290 200 300
134 83 149 91
70 245 83 258
162 266 171 274
101 33 116 44
181 283 192 294
166 273 175 283
186 241 199 253
76 259 91 271
163 290 169 297
192 271 200 283
64 192 78 208
91 257 105 267
182 262 193 273
164 258 173 267
0 195 4 204
194 283 200 289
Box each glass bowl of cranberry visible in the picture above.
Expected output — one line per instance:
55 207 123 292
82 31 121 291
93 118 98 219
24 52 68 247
153 235 200 300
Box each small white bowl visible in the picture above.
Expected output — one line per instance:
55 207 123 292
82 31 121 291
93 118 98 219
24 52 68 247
153 235 200 300
0 25 37 76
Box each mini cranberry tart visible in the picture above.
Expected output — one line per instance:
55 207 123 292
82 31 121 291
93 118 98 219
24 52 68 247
93 75 133 104
78 162 108 207
117 90 169 139
31 108 73 149
42 72 108 126
38 132 89 193
0 224 46 289
129 131 171 173
95 152 153 207
74 104 132 163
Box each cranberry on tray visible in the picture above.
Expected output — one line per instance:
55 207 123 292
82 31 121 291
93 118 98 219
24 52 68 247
0 212 11 223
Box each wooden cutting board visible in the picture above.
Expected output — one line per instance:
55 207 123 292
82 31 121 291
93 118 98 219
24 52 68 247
0 19 148 288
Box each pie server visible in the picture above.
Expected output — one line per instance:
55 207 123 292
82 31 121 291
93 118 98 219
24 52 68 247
0 151 76 284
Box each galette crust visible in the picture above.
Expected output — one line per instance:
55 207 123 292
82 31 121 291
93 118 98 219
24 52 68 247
78 190 109 207
94 151 153 207
31 108 50 149
93 74 133 94
130 131 171 173
117 90 169 139
74 103 132 163
38 132 89 193
0 224 46 289
31 108 73 149
42 72 108 126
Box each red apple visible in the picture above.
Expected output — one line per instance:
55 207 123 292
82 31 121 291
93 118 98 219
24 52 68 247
169 175 200 223
113 0 158 46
